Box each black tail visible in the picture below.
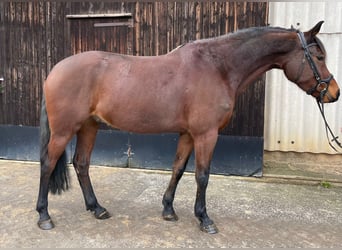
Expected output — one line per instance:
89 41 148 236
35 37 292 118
40 94 69 195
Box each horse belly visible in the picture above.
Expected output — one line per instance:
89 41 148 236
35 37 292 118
94 92 186 134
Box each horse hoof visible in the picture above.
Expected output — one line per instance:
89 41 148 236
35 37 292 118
95 210 111 220
200 223 218 234
162 212 179 221
38 219 55 230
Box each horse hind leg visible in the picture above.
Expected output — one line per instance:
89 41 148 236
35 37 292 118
72 118 110 220
37 133 71 230
162 132 194 221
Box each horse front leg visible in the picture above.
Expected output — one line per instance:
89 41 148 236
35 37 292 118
73 119 110 220
162 132 194 221
193 130 219 234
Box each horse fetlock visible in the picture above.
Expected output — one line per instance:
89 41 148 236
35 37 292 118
162 194 172 206
36 202 54 230
162 196 178 220
194 204 207 218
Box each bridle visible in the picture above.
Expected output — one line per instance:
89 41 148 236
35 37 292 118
296 31 334 101
296 31 342 151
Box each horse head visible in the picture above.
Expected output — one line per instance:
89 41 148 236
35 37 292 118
284 21 340 103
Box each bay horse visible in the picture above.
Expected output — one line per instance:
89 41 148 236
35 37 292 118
37 21 340 234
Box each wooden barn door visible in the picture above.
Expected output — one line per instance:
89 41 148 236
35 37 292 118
68 14 133 55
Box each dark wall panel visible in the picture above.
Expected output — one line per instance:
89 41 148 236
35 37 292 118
0 125 263 177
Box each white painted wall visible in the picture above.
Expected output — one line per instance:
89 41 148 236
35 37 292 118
264 2 342 154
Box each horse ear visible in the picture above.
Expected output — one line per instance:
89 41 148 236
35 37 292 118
308 21 324 37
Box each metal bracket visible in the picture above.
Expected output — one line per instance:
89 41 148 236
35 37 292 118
124 144 134 158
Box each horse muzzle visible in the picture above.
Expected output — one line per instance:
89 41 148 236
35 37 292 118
308 75 340 103
326 88 340 103
319 78 340 103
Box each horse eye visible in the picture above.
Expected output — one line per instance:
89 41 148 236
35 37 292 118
317 55 325 61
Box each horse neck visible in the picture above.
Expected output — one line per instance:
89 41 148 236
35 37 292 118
199 29 298 94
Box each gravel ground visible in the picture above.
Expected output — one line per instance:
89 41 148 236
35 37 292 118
1 160 341 248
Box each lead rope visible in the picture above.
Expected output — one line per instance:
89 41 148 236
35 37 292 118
316 94 342 152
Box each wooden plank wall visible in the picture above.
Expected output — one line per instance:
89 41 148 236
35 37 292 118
0 1 268 136
0 2 69 126
134 2 268 57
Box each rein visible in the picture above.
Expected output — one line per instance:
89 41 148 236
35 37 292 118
316 98 342 152
297 31 342 152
